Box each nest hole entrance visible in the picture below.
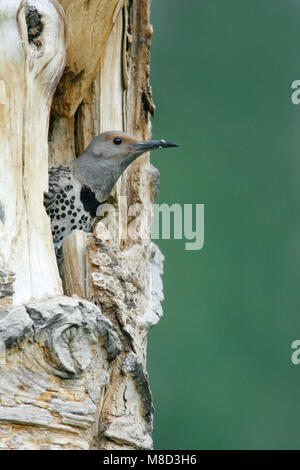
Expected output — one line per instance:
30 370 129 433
25 6 43 46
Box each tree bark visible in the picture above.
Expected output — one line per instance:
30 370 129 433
0 0 163 450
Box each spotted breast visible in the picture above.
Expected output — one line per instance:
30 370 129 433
44 165 100 259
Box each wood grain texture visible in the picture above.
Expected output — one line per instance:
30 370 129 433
52 0 125 117
0 0 164 450
0 0 66 306
0 297 121 449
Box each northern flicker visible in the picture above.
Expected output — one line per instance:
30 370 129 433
44 131 178 258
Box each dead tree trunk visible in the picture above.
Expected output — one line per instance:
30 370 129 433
0 0 163 450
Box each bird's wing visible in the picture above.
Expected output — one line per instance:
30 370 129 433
44 165 73 212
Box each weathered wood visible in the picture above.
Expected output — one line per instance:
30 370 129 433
87 228 164 450
0 0 164 450
0 0 66 306
0 296 121 450
52 0 125 118
85 0 160 450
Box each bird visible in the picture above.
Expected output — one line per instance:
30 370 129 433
44 130 178 259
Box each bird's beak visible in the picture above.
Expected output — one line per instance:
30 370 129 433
132 139 179 151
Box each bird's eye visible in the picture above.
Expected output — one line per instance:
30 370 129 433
113 137 123 145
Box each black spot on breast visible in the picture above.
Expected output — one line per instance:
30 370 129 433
80 185 100 218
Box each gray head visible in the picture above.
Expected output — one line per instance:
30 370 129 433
71 130 178 201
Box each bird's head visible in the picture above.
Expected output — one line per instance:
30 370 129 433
73 131 178 200
85 130 178 168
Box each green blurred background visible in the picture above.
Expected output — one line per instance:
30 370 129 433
147 0 300 450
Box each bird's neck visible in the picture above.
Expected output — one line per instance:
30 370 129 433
70 153 121 202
